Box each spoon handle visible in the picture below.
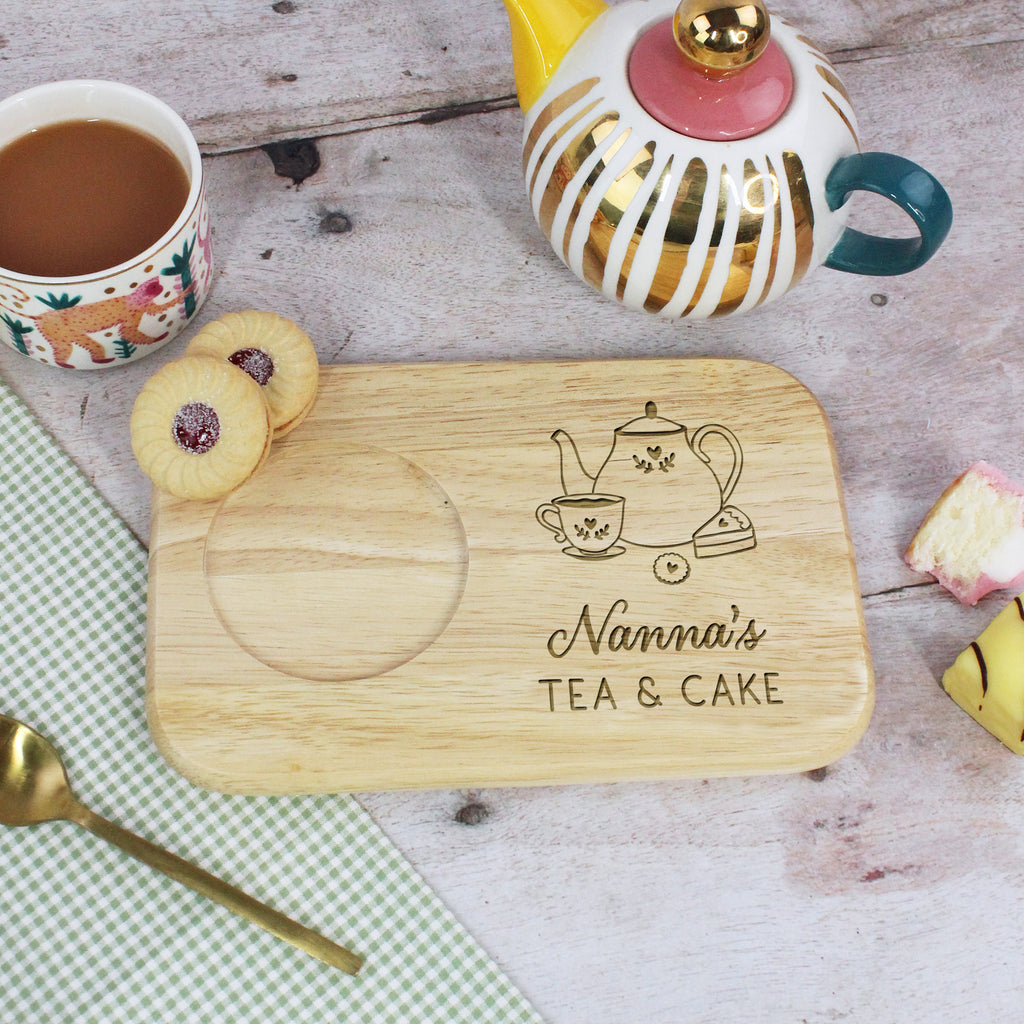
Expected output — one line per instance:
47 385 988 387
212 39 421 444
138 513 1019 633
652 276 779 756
66 802 363 975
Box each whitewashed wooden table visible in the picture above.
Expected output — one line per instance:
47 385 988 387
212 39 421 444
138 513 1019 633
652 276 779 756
3 1 1023 1019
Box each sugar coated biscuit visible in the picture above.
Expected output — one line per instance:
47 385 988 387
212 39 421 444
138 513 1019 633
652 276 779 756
131 356 271 500
187 310 319 437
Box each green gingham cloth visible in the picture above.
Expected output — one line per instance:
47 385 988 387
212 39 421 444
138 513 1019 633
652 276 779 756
0 375 544 1024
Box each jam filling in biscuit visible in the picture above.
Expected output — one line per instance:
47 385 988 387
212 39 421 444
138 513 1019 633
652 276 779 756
228 347 275 387
172 401 220 454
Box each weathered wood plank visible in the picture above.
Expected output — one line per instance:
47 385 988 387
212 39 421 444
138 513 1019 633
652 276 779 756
0 0 517 150
1 1 1020 148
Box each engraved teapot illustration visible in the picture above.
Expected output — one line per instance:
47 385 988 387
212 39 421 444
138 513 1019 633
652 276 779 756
501 0 953 317
552 401 741 547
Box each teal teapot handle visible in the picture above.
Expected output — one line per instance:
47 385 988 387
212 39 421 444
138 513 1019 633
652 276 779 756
823 152 952 276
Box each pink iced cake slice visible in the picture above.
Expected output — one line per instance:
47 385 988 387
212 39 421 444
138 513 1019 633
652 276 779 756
905 462 1024 605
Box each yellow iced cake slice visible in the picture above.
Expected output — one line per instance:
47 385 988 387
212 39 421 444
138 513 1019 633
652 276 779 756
942 592 1024 752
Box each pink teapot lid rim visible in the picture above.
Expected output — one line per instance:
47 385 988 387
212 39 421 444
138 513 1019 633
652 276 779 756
627 16 794 142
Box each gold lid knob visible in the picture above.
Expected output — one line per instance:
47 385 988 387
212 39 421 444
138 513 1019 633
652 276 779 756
672 0 771 76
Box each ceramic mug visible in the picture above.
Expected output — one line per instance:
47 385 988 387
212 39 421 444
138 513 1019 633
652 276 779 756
0 80 213 369
536 492 625 554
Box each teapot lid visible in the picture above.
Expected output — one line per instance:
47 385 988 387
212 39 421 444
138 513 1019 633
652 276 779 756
617 401 685 435
628 1 794 141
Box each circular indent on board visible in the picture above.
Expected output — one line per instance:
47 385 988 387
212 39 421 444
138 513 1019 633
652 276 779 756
204 440 469 681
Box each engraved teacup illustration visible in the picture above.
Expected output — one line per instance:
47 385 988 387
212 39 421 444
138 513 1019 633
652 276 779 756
536 492 626 558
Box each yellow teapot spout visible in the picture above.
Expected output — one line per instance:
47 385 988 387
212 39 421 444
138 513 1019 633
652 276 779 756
502 0 608 112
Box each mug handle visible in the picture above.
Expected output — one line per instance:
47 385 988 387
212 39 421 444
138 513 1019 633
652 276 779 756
536 503 567 543
823 152 952 277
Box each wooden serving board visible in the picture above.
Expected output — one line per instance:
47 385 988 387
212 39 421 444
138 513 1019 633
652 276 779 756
146 359 873 793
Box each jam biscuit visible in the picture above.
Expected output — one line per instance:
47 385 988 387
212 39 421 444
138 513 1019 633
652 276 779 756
131 356 271 500
186 310 319 437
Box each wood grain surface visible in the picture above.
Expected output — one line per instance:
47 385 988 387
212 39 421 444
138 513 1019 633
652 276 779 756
147 360 872 791
3 0 1024 1019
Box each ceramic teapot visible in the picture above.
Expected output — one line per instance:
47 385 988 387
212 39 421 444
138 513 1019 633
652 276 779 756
501 0 953 317
552 401 741 547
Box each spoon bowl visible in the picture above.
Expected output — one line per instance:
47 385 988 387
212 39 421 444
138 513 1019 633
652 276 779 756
0 713 363 975
0 714 79 825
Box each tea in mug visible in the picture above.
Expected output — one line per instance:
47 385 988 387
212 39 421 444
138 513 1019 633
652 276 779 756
0 118 190 277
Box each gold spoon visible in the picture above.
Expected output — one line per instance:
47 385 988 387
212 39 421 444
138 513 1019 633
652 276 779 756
0 714 363 975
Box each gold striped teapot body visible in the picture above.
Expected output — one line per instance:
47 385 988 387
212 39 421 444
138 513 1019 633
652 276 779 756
508 0 951 319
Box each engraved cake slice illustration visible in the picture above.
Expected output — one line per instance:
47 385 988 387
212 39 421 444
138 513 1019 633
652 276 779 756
693 505 756 558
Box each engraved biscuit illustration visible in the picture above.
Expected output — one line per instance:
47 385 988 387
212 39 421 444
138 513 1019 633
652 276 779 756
653 551 690 584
